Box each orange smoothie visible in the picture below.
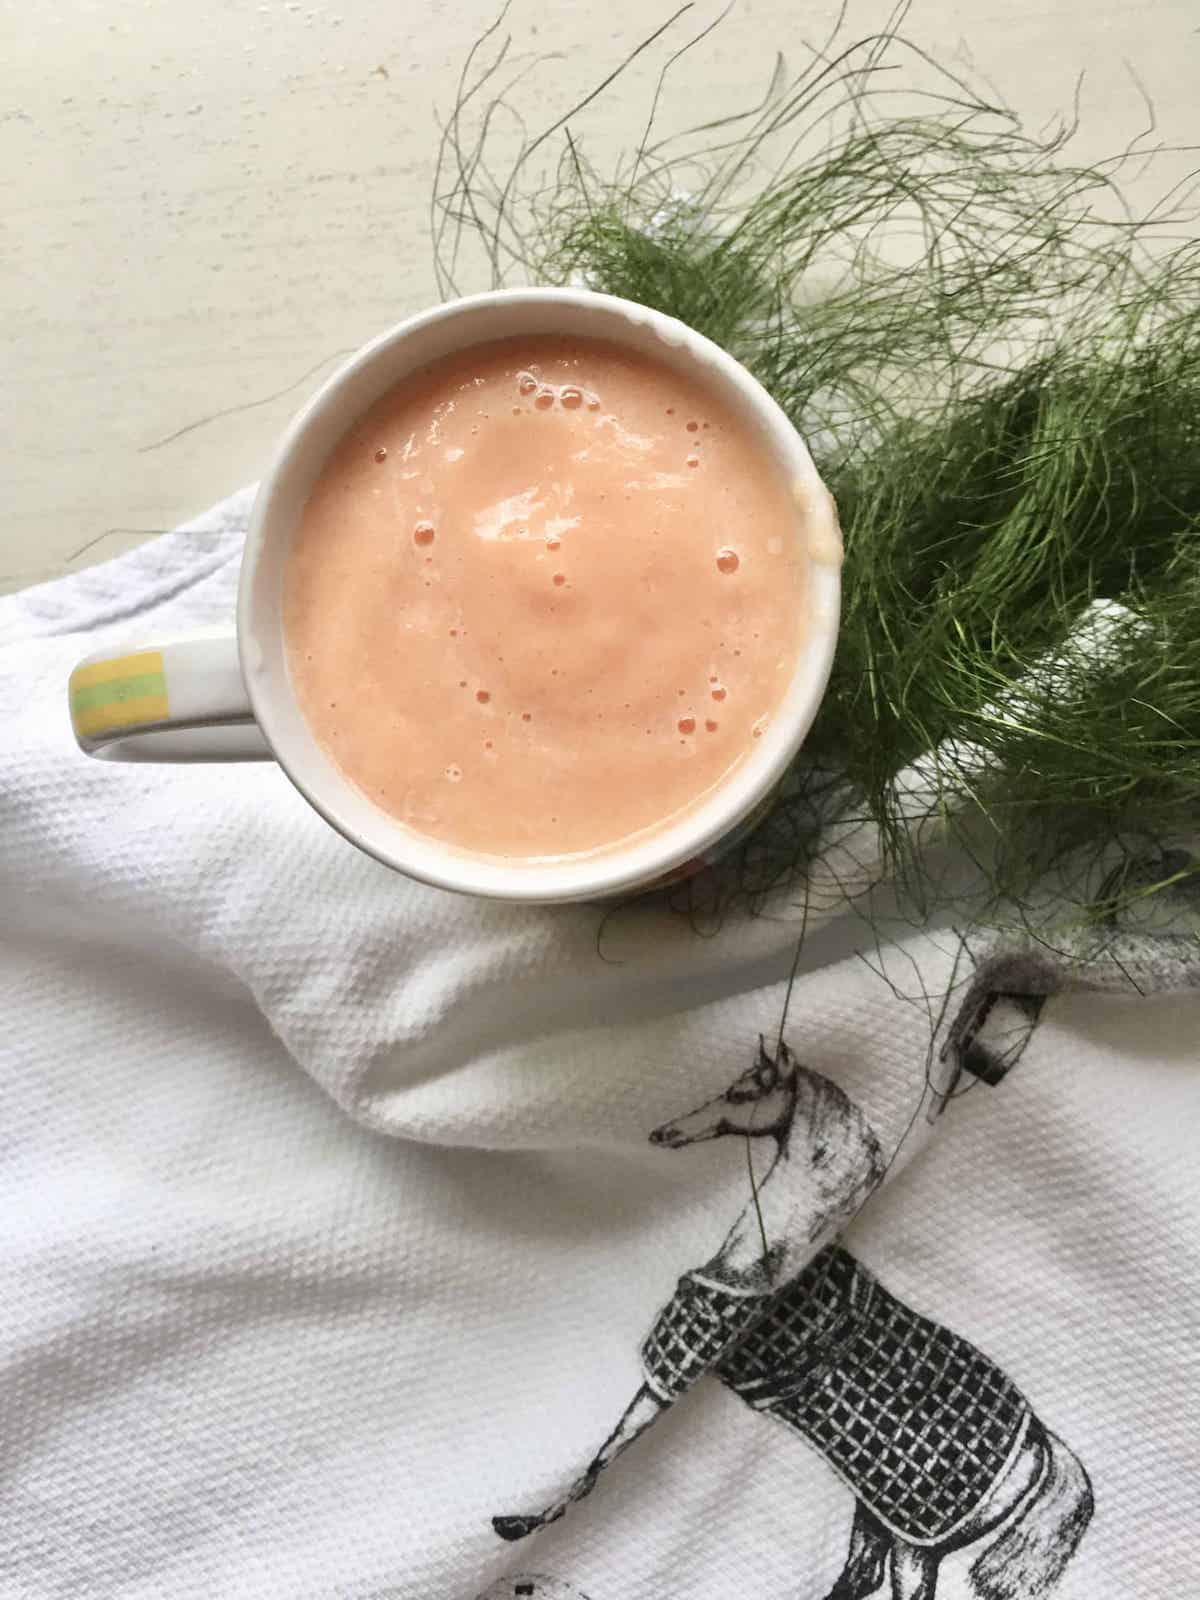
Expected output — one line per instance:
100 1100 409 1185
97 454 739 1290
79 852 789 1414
284 335 806 860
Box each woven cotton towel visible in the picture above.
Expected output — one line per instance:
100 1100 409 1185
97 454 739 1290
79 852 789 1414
2 493 1197 1600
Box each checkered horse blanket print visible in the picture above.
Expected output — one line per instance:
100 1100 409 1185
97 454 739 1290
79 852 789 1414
644 1247 1029 1545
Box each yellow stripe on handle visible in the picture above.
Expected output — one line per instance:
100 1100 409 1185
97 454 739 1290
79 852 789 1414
69 651 169 740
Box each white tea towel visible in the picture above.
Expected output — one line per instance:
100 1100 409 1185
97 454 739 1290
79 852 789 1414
1 493 1198 1600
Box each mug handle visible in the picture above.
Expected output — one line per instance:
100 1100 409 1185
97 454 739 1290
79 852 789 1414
68 631 272 761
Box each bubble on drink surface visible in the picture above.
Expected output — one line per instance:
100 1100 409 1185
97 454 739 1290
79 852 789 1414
484 740 493 750
517 372 538 395
445 764 462 782
716 548 740 574
374 446 387 462
686 420 699 433
560 386 583 410
705 719 719 732
686 456 700 469
552 573 566 586
677 716 696 735
521 711 532 722
546 537 561 551
534 389 555 411
476 689 490 704
711 685 726 701
414 522 436 546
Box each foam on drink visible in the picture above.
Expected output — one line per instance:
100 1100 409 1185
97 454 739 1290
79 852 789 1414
285 334 808 860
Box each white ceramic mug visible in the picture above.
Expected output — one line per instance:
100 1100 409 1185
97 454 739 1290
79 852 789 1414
68 288 841 902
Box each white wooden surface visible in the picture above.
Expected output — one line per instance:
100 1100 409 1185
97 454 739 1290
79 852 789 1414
3 0 1196 595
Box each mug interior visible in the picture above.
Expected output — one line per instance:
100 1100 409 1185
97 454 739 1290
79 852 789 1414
238 289 840 901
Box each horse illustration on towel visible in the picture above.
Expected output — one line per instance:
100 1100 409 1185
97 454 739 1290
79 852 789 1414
493 1037 1093 1600
474 1577 594 1599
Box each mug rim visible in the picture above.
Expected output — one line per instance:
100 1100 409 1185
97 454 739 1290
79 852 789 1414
237 287 840 902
